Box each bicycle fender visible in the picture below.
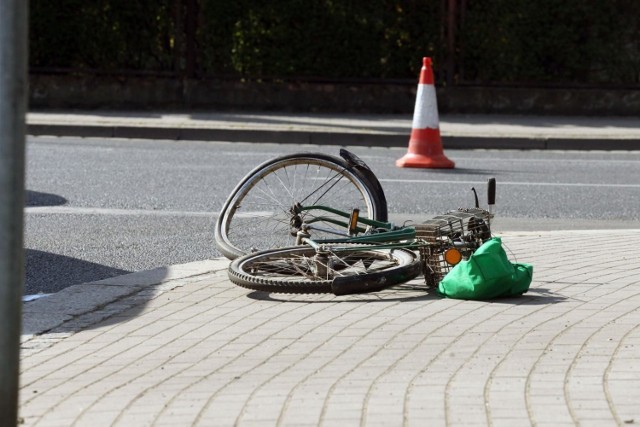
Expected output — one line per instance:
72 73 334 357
339 149 388 221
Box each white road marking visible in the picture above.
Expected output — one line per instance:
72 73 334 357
24 207 275 217
25 206 212 216
22 293 53 302
378 178 640 188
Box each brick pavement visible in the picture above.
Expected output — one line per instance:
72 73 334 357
19 230 640 426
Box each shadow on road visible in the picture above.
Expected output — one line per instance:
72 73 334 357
246 284 567 304
246 287 437 303
25 190 67 207
22 257 164 337
24 249 131 295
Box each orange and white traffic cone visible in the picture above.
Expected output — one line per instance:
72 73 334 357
396 57 454 169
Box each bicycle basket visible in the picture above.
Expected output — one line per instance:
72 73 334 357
415 208 492 287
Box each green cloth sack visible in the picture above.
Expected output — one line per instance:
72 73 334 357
437 237 533 300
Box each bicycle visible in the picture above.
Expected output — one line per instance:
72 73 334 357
215 149 495 295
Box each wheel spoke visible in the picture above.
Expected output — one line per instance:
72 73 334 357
228 245 419 294
245 250 399 281
217 155 379 258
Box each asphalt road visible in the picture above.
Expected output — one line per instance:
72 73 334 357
24 136 640 295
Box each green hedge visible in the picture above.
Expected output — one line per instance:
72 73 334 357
29 0 640 84
199 1 441 78
460 0 640 84
30 0 176 71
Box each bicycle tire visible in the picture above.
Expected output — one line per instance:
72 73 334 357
215 152 387 260
228 245 421 295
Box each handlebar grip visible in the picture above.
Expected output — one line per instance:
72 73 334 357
487 178 496 206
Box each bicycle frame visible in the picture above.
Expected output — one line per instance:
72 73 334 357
297 202 492 249
222 151 498 294
295 203 493 278
296 204 417 247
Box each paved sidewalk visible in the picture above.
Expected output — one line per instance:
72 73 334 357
27 111 640 150
20 229 640 426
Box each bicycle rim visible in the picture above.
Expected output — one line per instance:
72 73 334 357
228 245 420 294
216 154 383 259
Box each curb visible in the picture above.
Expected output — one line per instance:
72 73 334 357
21 258 230 340
27 124 639 151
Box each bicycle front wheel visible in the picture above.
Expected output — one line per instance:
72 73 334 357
215 153 386 260
228 245 421 295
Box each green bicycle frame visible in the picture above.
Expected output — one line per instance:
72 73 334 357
298 204 418 248
300 205 392 231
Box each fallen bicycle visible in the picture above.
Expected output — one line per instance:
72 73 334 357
215 149 532 297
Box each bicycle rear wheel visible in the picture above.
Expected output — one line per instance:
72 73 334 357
228 245 421 295
215 153 387 260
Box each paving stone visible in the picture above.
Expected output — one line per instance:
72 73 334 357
18 230 640 425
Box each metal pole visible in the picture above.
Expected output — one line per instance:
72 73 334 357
0 0 28 425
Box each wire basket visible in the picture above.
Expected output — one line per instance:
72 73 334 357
415 208 492 287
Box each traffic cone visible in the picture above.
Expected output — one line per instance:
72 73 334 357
396 57 454 169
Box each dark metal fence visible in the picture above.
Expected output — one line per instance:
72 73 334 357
29 0 640 86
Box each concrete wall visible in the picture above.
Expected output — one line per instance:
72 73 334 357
29 74 640 116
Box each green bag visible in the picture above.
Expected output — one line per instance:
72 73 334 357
437 237 533 300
